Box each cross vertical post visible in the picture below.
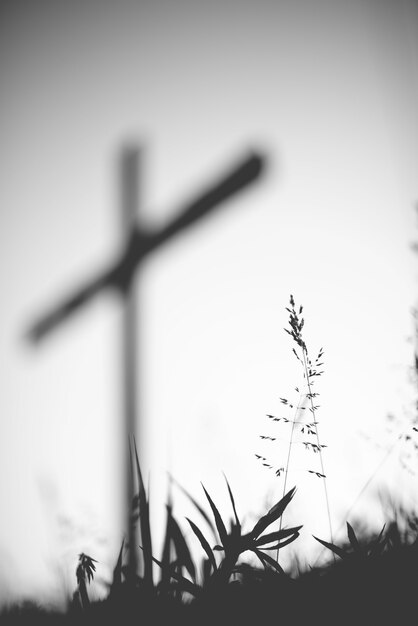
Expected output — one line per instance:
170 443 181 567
120 146 141 578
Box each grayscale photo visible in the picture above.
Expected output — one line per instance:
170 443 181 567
0 1 417 624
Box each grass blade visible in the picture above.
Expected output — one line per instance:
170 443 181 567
186 517 218 573
169 473 216 535
255 526 302 547
254 533 300 551
253 548 285 575
167 511 196 582
110 540 124 594
151 555 201 598
160 502 174 590
223 473 241 529
313 535 346 560
201 483 229 549
132 436 153 586
369 524 387 557
251 486 297 538
346 522 361 553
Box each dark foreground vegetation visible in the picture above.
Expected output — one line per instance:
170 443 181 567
3 297 417 624
2 513 418 626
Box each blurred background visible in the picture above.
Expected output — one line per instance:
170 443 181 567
0 0 417 607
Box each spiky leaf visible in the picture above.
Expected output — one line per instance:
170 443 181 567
186 517 217 573
251 487 297 539
346 522 361 553
132 437 153 586
254 526 302 547
313 536 347 560
223 474 240 530
253 549 285 575
169 474 216 535
369 524 387 557
151 555 201 597
110 540 124 593
201 484 229 549
167 511 196 581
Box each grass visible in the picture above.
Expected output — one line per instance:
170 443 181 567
2 503 418 625
1 296 418 624
256 295 332 562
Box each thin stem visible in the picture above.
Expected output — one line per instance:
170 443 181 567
302 348 334 548
282 417 297 498
277 394 303 562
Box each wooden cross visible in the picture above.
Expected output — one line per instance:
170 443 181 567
26 145 265 574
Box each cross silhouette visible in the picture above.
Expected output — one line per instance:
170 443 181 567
26 144 265 574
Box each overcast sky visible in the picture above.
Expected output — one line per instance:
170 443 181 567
1 0 418 606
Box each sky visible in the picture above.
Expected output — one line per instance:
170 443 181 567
0 0 418 607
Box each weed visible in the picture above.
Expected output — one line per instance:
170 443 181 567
256 295 333 558
74 553 97 609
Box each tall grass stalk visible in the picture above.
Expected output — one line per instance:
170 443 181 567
286 295 333 550
256 296 333 562
301 346 333 545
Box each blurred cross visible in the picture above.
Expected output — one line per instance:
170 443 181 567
26 144 265 576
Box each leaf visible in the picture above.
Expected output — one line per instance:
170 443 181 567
169 474 216 535
223 474 241 530
167 510 196 582
150 555 201 597
186 517 217 573
254 526 302 547
251 486 297 539
253 548 285 575
77 554 98 585
369 524 387 557
313 536 347 560
346 522 361 553
201 483 229 549
110 540 124 593
131 437 153 586
255 534 300 551
160 502 173 588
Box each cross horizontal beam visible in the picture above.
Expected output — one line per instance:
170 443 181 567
27 151 264 343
